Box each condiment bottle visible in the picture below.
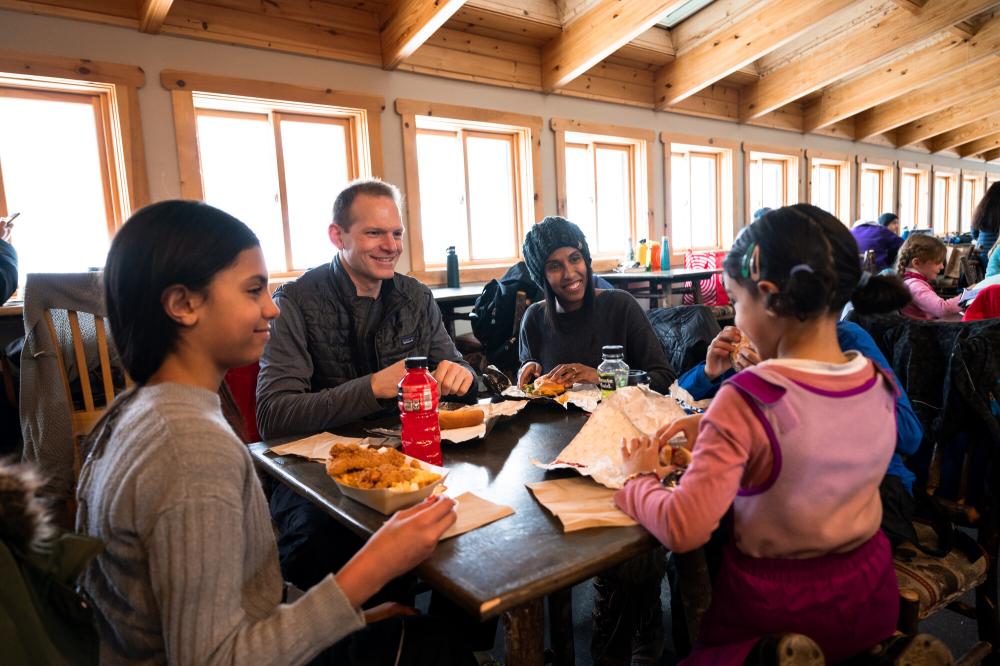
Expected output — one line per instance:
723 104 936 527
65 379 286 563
649 241 660 272
398 357 443 465
597 345 630 398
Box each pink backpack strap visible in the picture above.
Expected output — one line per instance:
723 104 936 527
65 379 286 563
724 369 783 496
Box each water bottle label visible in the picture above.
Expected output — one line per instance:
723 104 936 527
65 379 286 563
599 373 616 392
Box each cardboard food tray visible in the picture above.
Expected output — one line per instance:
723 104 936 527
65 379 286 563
367 401 529 444
331 451 448 515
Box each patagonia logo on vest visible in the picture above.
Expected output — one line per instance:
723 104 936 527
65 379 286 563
401 334 416 347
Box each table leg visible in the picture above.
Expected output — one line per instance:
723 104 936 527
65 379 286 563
692 278 704 305
548 588 575 666
503 598 545 666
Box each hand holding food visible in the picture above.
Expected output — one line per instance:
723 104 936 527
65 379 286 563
655 414 703 452
438 407 485 430
336 494 457 608
517 361 542 388
544 363 600 388
704 326 742 380
527 376 566 397
620 436 671 480
432 359 474 396
732 338 761 371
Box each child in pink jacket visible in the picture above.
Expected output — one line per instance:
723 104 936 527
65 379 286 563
616 205 915 664
897 234 966 320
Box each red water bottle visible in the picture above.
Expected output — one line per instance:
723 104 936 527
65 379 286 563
398 357 442 465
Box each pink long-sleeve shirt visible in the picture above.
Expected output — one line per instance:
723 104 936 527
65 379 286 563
614 354 892 558
901 270 961 320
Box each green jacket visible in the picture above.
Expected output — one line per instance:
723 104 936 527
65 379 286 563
0 533 103 665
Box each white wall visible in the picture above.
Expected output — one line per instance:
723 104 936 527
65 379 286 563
1 8 998 274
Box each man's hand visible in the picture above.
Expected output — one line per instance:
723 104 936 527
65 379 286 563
370 359 407 399
517 362 542 388
432 359 474 396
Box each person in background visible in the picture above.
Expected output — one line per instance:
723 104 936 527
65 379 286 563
617 205 920 663
517 216 676 394
1 215 18 303
898 234 969 320
977 182 1000 279
852 213 904 272
973 181 1000 273
257 178 478 592
516 216 676 665
76 200 470 666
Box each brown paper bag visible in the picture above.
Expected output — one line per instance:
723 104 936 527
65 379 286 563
441 492 515 539
526 477 637 532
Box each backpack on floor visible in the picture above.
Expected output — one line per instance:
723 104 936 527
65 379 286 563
470 262 542 372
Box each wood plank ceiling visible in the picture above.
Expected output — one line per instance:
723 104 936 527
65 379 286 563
4 0 1000 162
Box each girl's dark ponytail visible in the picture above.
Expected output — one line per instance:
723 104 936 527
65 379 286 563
850 272 911 315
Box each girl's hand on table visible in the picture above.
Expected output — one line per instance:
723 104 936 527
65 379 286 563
517 361 542 388
545 363 600 387
655 414 703 451
336 495 456 609
620 436 670 480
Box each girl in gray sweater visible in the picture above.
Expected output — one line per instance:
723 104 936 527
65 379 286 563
76 200 463 665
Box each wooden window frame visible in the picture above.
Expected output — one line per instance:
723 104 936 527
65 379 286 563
0 51 149 248
552 118 653 272
743 144 803 225
897 162 931 230
397 99 542 286
856 157 896 225
931 166 961 236
662 133 738 266
960 169 987 233
805 150 855 224
162 70 384 279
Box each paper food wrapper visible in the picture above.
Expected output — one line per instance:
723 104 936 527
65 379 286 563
526 478 637 532
441 491 515 539
439 400 530 443
501 383 602 412
669 380 712 412
269 433 397 462
533 386 687 489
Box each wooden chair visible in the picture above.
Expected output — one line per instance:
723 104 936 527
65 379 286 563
43 308 129 481
861 249 878 274
962 254 985 285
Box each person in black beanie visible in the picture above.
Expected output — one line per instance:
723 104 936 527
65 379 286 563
517 216 674 665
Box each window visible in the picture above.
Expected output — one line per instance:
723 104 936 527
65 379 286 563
554 119 652 263
961 172 985 233
165 70 383 277
664 134 737 257
0 52 148 285
858 161 894 224
932 169 960 236
398 99 542 283
807 153 852 224
746 147 800 223
898 165 930 230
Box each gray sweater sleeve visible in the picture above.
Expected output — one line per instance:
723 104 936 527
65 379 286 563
255 292 381 440
148 497 364 665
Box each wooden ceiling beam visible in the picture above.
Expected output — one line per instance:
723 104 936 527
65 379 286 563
804 14 1000 132
654 0 854 109
138 0 173 34
891 82 1000 145
541 0 687 91
740 0 997 121
957 131 1000 158
854 57 1000 139
982 147 1000 161
928 111 1000 152
889 0 927 11
380 0 468 70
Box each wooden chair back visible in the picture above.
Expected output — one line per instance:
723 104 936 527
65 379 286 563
43 308 129 476
861 249 877 274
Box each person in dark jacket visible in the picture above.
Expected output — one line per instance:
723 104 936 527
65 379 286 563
1 215 18 303
852 213 904 272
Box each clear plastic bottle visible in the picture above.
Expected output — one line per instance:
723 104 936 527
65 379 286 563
597 345 629 398
398 357 442 465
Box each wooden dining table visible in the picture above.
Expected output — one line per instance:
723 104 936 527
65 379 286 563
249 401 658 666
595 267 723 308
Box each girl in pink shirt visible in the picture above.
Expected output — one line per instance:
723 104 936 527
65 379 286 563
897 234 964 320
616 205 914 664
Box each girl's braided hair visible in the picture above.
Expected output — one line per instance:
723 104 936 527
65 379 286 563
895 234 945 275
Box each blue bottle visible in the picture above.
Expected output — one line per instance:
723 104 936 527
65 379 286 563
660 235 670 271
446 246 460 288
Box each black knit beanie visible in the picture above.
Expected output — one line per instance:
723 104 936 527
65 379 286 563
521 216 592 288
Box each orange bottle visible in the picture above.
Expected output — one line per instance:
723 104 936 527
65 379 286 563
649 242 661 272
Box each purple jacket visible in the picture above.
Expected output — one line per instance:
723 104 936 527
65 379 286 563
852 223 904 271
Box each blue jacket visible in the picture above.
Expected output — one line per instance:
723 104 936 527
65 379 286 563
676 320 922 493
